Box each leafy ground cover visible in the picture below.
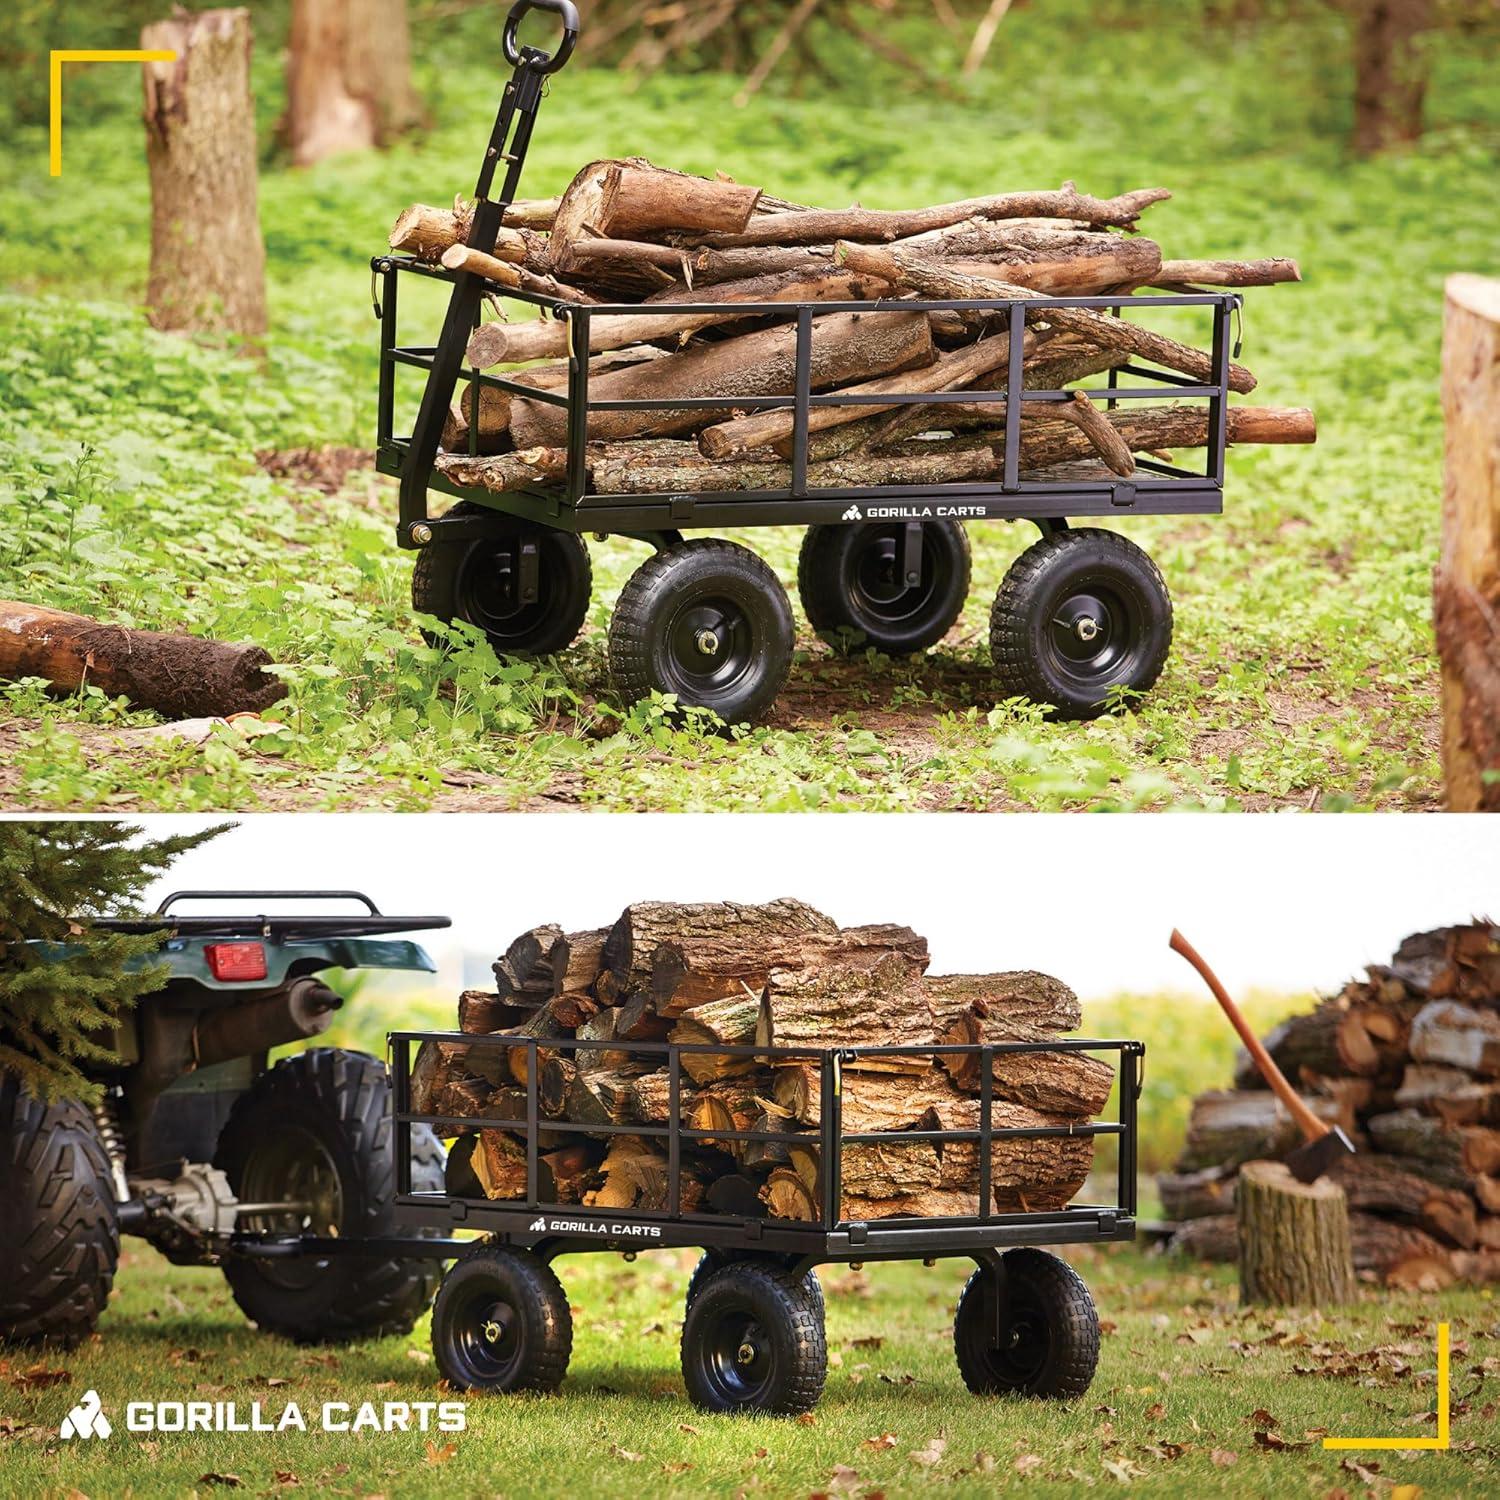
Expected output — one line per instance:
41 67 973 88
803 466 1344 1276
3 1238 1495 1498
0 1 1493 810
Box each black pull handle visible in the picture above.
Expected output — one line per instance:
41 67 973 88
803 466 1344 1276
503 0 579 74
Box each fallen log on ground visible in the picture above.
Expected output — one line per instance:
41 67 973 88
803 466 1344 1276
0 600 287 719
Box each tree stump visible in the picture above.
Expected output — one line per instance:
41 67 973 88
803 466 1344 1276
141 9 267 336
1437 274 1500 810
1237 1159 1355 1307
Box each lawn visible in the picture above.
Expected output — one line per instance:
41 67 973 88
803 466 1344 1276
3 1237 1495 1498
0 0 1495 811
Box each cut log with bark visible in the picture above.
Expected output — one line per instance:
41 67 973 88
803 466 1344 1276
1408 1000 1500 1076
1175 1089 1350 1172
142 10 267 336
1237 1159 1355 1307
670 994 761 1083
0 600 287 720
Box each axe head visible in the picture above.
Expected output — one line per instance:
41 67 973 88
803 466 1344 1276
1285 1125 1356 1184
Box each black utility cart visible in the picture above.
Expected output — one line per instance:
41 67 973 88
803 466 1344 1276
389 1027 1144 1415
374 0 1238 722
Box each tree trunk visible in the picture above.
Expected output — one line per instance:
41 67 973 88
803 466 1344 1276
0 600 286 719
141 9 266 335
1347 0 1433 157
285 0 422 167
1237 1159 1355 1307
1437 276 1500 809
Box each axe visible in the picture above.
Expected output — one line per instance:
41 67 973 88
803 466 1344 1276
1169 929 1355 1184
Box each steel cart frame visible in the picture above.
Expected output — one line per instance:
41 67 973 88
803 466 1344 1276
372 0 1242 721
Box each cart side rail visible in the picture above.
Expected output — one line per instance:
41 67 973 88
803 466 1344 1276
372 259 1238 530
387 1028 1143 1236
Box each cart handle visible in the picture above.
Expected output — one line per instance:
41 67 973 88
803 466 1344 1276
503 0 579 74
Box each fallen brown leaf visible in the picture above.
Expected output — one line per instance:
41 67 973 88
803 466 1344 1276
424 1440 456 1466
1209 1449 1238 1466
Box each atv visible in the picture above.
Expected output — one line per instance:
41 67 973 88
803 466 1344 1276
0 891 450 1348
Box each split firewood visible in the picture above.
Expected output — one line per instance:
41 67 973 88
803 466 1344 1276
1175 1089 1351 1173
1158 1165 1238 1221
458 990 533 1035
551 928 610 998
0 600 287 720
495 924 564 993
1366 1111 1500 1183
388 198 559 257
669 994 761 1083
1408 1000 1500 1076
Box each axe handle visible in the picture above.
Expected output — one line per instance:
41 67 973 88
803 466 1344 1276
1169 928 1328 1144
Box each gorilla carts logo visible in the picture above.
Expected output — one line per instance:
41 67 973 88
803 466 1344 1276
529 1216 547 1231
61 1390 112 1440
841 505 863 521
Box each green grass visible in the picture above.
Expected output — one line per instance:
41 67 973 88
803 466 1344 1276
0 0 1494 809
3 1239 1496 1498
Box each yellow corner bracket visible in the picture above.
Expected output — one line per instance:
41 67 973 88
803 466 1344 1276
1323 1321 1450 1452
49 49 177 176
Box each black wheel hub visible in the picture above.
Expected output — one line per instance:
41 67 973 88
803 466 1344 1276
454 1293 523 1383
986 1300 1051 1385
850 526 939 624
666 596 753 692
1045 583 1141 684
704 1308 774 1403
457 536 549 643
235 1126 343 1291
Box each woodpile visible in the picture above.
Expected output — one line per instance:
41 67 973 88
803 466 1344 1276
409 898 1111 1222
1161 922 1500 1287
388 158 1314 492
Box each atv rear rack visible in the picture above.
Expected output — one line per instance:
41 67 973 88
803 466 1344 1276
96 889 452 940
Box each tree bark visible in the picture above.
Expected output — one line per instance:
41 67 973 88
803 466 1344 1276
1231 1003 1384 1087
509 309 933 448
388 198 560 257
1437 276 1500 810
1366 1110 1500 1181
284 0 422 167
1327 1152 1479 1247
142 9 267 336
670 994 762 1083
1237 1159 1355 1307
0 600 286 718
457 990 533 1035
551 928 610 998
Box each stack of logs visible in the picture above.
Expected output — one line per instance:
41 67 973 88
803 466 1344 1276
1162 922 1500 1287
410 898 1113 1222
388 157 1315 495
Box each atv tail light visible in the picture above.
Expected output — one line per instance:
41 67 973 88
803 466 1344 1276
205 941 268 982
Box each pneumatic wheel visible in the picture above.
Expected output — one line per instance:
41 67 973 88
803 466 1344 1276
989 527 1172 719
411 501 591 655
685 1253 823 1319
953 1249 1100 1400
0 1076 119 1347
608 539 794 725
681 1261 826 1416
214 1049 446 1344
430 1245 571 1394
798 520 971 654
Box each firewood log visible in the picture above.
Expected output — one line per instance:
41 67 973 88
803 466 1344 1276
509 308 933 448
458 990 535 1034
670 994 761 1082
924 971 1083 1034
773 1062 969 1133
1149 258 1302 289
496 924 565 991
550 159 763 270
1231 1003 1386 1087
684 184 1171 248
1327 1154 1480 1248
1366 1110 1500 1182
929 1098 1095 1211
388 197 559 257
550 927 610 998
1408 1000 1500 1076
1174 1089 1352 1172
538 1142 603 1205
1158 1165 1238 1220
563 1067 641 1127
573 1008 654 1074
603 898 837 999
409 1040 458 1115
1480 1175 1500 1214
463 267 892 367
832 243 1259 393
1167 1213 1239 1261
474 1130 528 1199
650 920 928 1017
0 601 287 719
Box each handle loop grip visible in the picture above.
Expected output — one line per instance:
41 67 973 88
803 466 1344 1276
504 0 579 74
